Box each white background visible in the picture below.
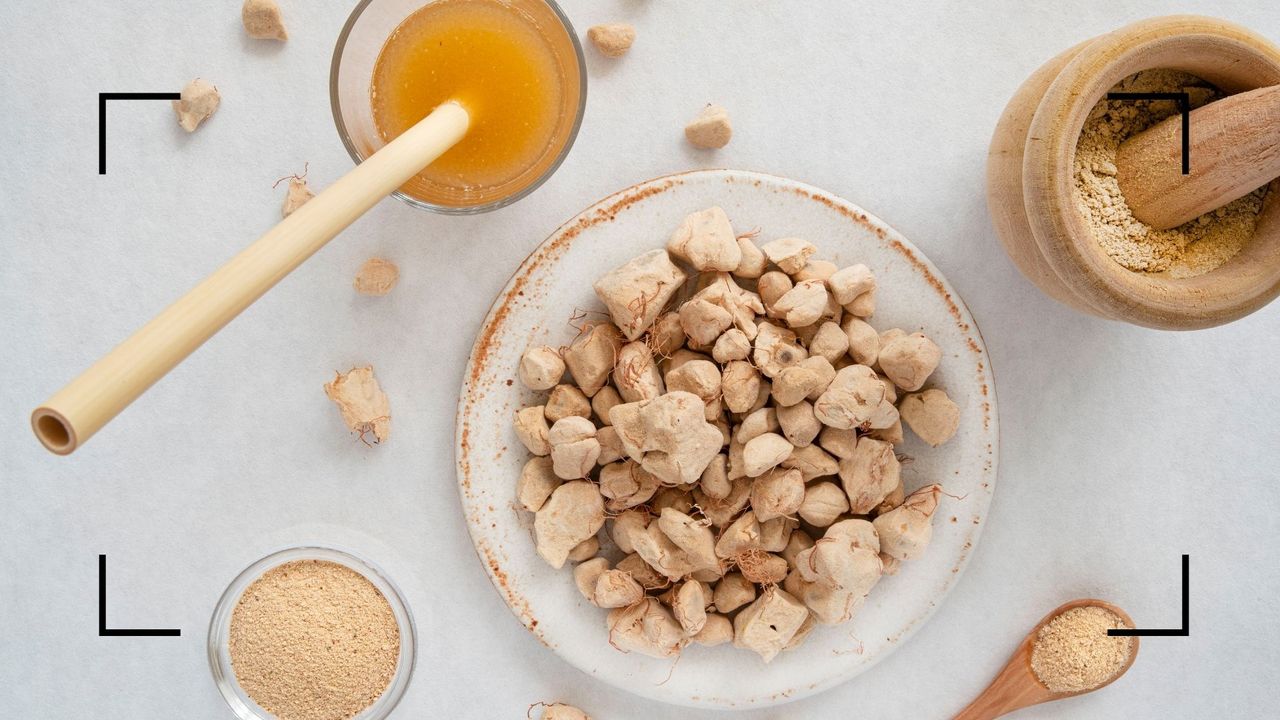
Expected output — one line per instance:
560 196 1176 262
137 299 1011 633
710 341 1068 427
2 1 1278 718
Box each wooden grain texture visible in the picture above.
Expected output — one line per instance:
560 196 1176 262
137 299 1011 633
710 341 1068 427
1119 85 1280 230
952 599 1138 720
31 102 469 455
986 15 1280 330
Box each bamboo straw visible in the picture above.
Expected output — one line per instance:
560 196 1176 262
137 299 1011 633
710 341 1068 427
32 101 470 455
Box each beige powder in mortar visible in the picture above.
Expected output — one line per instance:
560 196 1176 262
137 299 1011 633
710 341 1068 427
1074 70 1268 278
229 559 400 720
1030 606 1134 694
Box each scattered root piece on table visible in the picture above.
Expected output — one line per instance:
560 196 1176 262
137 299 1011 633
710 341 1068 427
323 366 390 444
172 79 220 133
685 104 732 149
242 0 288 41
586 23 635 58
354 258 399 296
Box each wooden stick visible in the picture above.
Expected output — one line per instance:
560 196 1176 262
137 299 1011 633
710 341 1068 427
32 102 469 455
1117 84 1280 230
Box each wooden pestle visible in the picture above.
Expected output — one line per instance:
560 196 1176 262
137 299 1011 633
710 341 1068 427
32 102 469 455
1117 84 1280 230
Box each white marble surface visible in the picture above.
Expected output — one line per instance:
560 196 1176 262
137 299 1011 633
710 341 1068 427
1 1 1277 718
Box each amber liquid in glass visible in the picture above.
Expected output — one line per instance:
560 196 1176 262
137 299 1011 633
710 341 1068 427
371 0 569 207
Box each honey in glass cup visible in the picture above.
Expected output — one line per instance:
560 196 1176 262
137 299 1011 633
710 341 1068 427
334 0 585 212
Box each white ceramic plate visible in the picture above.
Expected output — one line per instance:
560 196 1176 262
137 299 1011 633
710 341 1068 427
456 169 998 710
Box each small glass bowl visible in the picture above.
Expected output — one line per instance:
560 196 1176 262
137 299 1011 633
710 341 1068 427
330 0 587 214
208 546 417 720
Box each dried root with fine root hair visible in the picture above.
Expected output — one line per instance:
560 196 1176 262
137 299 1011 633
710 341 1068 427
511 206 958 661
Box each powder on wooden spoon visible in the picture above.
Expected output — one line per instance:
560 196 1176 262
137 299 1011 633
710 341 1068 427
1030 605 1134 694
229 559 400 720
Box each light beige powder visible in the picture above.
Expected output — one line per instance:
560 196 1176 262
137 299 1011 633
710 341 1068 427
1030 606 1134 694
229 559 400 720
1074 69 1267 278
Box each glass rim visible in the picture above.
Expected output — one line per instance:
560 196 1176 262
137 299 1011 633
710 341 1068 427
329 0 588 215
207 545 418 720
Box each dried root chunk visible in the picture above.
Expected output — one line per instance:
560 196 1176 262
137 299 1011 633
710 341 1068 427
564 322 623 397
798 481 849 527
732 587 810 662
567 537 599 563
782 529 815 568
878 332 942 392
599 461 660 512
665 359 722 421
794 260 837 283
691 274 765 340
540 703 590 720
753 322 807 378
574 557 609 604
900 388 960 446
771 356 835 407
734 237 768 279
776 401 820 448
842 317 879 366
828 264 876 304
610 392 722 485
780 443 839 481
773 279 830 328
590 386 623 425
613 341 665 403
545 384 591 423
874 484 942 560
594 570 644 608
760 237 817 275
721 361 762 414
715 512 762 560
845 288 876 318
685 104 732 149
749 468 804 521
742 432 794 477
699 454 730 499
648 312 685 359
548 416 600 479
758 272 793 319
632 523 697 581
809 321 849 363
593 250 687 341
735 407 778 445
514 406 551 455
678 299 732 346
608 597 686 658
667 207 742 271
813 364 886 430
281 176 314 218
586 22 635 57
517 457 560 512
535 481 605 569
695 476 751 527
712 328 751 363
519 346 566 390
617 553 668 590
324 366 391 443
713 572 756 613
817 426 858 459
839 437 900 513
758 516 796 553
658 508 719 572
596 426 623 465
173 78 220 133
672 581 709 635
692 613 733 646
736 549 788 585
609 509 650 554
242 0 287 40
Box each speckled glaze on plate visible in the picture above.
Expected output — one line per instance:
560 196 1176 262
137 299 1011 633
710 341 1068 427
455 169 998 709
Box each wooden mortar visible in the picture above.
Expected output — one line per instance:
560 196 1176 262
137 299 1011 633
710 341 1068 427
987 15 1280 330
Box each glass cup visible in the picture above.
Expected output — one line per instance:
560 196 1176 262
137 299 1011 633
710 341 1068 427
208 546 418 720
330 0 587 214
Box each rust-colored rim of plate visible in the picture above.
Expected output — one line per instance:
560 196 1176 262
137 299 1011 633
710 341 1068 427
454 168 1000 707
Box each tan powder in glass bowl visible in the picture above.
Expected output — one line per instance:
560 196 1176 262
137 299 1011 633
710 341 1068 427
1030 605 1134 694
229 559 400 720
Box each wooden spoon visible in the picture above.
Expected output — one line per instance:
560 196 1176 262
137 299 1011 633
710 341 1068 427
952 599 1139 720
31 101 469 455
1117 84 1280 230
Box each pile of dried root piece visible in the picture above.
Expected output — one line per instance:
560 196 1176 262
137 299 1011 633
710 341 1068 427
513 206 957 662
